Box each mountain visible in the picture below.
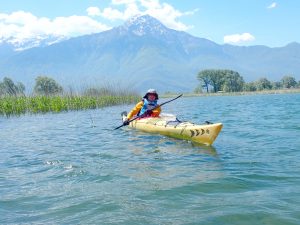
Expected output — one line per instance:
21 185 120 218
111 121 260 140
0 34 67 52
0 42 15 60
1 15 300 92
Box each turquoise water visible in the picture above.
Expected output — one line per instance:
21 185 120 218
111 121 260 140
1 94 300 224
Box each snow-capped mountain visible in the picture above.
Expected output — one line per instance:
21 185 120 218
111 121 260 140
1 14 169 52
119 14 170 36
1 15 300 92
0 34 67 52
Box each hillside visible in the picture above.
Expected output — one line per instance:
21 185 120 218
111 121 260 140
1 15 300 92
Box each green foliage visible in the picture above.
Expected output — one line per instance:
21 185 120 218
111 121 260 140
271 81 282 90
243 82 256 91
0 77 25 96
197 69 244 93
222 70 245 92
197 70 211 93
34 76 63 96
0 94 140 117
255 78 272 91
243 82 257 92
0 79 139 116
281 75 297 88
196 69 300 93
209 70 224 93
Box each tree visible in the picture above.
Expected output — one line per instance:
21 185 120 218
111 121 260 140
197 69 244 93
197 69 225 93
0 77 25 96
34 76 63 96
197 70 211 93
257 78 272 90
243 82 257 92
255 78 272 91
281 75 297 88
209 70 224 93
221 70 244 92
271 81 282 90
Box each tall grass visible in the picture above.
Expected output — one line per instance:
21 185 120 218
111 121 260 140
0 86 140 117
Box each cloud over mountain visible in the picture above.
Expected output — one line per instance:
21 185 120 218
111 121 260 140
1 0 197 50
0 11 111 50
1 15 299 93
224 33 255 44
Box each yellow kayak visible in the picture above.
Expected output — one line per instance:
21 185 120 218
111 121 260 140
122 113 223 146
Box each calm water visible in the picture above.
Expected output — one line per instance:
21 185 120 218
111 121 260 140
1 94 300 225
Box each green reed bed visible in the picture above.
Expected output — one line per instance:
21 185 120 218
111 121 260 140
0 95 140 117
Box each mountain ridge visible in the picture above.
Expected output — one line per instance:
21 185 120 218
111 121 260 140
1 15 300 92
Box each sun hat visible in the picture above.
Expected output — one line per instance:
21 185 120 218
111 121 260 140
143 89 158 100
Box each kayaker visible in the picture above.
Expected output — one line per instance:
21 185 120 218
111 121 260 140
123 89 161 125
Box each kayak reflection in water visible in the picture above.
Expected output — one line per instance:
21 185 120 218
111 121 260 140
123 89 161 126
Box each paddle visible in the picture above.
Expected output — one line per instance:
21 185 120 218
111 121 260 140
114 94 183 130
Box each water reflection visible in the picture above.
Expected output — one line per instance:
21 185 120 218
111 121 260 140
123 130 224 191
127 129 218 157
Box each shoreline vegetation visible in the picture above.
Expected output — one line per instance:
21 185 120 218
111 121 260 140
0 95 140 117
0 76 140 117
162 88 300 98
163 69 300 98
1 88 299 117
1 74 300 117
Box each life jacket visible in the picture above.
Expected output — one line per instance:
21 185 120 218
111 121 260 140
138 98 158 116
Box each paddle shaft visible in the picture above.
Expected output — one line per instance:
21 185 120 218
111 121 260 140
114 94 183 130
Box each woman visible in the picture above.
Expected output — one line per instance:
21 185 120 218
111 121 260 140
123 89 161 125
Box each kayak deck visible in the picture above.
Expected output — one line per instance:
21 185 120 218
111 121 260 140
123 113 223 146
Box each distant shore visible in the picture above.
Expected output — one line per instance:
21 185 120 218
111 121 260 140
1 88 299 117
162 88 300 98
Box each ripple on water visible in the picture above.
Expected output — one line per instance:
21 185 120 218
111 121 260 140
1 94 300 224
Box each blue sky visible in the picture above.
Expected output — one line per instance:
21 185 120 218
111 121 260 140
0 0 299 47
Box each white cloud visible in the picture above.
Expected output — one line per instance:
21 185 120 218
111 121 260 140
121 2 141 19
0 11 111 45
267 2 277 9
51 16 110 36
183 8 199 16
0 0 196 46
144 2 192 30
140 0 160 9
3 11 37 25
95 0 195 31
224 33 255 44
87 7 101 16
111 0 137 5
100 7 124 20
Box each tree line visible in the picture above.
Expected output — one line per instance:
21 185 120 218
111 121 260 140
0 76 140 116
0 76 63 97
1 71 300 97
0 76 132 97
196 69 300 93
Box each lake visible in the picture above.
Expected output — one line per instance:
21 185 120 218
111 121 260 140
1 93 300 224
